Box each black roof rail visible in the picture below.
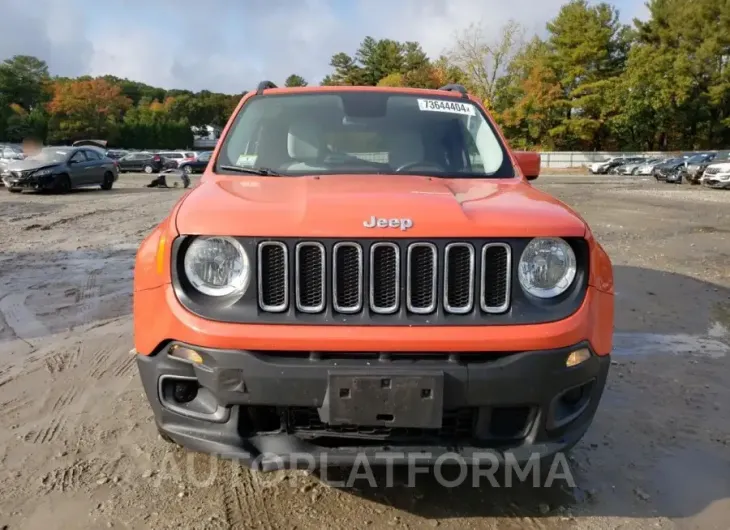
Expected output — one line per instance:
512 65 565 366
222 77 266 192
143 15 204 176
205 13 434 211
256 81 278 95
438 84 469 98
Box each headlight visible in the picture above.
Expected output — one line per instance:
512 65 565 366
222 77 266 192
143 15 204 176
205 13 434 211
518 238 577 298
183 236 251 297
33 169 52 177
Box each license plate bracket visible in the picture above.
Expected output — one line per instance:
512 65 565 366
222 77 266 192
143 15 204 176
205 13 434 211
325 372 444 429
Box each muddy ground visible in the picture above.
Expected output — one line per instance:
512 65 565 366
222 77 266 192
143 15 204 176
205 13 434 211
0 174 728 530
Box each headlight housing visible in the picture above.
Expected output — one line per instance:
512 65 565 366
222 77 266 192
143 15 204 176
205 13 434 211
183 236 251 297
518 237 577 299
33 169 53 178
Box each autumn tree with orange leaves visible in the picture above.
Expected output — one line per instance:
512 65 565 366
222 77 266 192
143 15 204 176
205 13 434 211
46 78 132 142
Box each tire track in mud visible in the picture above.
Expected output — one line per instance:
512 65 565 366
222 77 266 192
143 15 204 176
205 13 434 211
44 344 81 375
28 414 67 444
0 292 49 343
39 459 104 494
75 268 102 325
223 466 276 530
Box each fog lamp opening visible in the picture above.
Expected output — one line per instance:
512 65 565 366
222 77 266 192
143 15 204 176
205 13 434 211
168 345 203 364
566 348 591 368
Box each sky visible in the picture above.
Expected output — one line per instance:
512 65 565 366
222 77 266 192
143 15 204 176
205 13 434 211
0 0 648 95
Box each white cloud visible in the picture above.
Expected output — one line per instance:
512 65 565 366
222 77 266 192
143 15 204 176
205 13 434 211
0 0 640 93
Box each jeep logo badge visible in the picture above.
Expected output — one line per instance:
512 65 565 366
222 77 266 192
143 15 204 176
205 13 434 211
363 216 413 231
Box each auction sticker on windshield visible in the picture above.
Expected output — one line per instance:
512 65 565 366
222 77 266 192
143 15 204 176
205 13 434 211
417 99 476 116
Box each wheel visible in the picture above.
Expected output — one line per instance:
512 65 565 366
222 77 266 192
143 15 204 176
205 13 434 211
182 165 192 175
632 168 638 175
54 174 71 194
143 165 154 174
8 188 21 194
101 172 114 190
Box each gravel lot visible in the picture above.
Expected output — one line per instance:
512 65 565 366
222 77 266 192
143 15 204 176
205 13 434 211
0 173 728 530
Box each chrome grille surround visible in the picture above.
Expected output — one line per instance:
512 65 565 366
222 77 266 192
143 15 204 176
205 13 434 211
256 240 513 317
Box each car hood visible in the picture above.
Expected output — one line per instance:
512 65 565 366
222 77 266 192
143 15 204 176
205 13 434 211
707 162 730 171
4 159 59 172
175 175 588 238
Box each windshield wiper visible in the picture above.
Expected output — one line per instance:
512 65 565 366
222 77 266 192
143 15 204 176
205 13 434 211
218 165 281 176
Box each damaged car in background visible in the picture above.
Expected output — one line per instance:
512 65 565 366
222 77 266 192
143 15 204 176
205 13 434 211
652 157 686 182
670 152 720 184
1 146 118 193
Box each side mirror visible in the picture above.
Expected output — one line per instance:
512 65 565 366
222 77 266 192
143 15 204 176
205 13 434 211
514 151 540 180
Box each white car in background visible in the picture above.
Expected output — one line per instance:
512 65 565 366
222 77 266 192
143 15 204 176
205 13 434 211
157 151 196 168
636 158 667 175
701 159 730 189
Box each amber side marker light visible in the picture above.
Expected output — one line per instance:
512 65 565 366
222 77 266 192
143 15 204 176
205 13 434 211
155 234 167 275
566 348 591 367
168 345 204 364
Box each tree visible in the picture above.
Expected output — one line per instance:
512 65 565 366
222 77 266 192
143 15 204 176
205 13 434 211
284 74 308 87
0 55 51 110
545 0 630 149
46 78 132 142
448 20 526 108
494 38 564 149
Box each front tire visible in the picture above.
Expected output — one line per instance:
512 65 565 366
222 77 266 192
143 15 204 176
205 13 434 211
101 172 114 190
182 165 192 175
143 165 154 174
54 174 71 194
8 188 21 194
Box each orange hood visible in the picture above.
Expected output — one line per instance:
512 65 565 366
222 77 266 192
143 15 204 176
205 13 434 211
175 175 587 238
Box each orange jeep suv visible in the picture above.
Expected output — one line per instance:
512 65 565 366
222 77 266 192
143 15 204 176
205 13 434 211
133 82 614 471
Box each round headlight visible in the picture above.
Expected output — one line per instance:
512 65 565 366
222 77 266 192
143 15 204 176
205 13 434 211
183 236 251 297
518 238 577 298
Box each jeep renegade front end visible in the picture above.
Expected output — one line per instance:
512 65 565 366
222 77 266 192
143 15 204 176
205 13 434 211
133 82 614 470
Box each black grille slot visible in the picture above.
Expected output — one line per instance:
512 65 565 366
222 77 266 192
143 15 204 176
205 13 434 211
481 244 511 312
370 243 399 313
258 242 288 311
333 243 362 313
444 243 474 313
295 243 325 312
286 407 476 442
406 243 436 313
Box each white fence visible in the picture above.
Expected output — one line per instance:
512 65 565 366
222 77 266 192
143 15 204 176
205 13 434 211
537 151 689 169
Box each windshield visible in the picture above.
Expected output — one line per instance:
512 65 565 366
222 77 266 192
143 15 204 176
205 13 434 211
217 92 514 178
26 147 69 163
686 154 712 164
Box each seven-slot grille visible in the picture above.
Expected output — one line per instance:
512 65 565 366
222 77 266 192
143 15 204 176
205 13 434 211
257 241 511 316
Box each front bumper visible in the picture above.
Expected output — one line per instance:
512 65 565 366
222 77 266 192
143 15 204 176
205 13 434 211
137 342 610 470
702 176 730 189
2 174 56 190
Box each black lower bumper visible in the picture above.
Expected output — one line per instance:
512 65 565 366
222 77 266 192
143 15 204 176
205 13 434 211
136 343 610 471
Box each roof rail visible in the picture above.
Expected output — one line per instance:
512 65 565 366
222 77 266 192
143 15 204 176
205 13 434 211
438 84 469 98
256 81 278 95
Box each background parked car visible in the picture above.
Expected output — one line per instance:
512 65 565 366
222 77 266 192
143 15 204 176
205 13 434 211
177 150 212 175
589 157 622 174
618 157 651 175
156 151 196 168
1 146 118 193
117 152 170 173
609 156 646 174
636 157 667 175
682 152 719 184
105 149 129 160
700 152 730 189
653 157 686 182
